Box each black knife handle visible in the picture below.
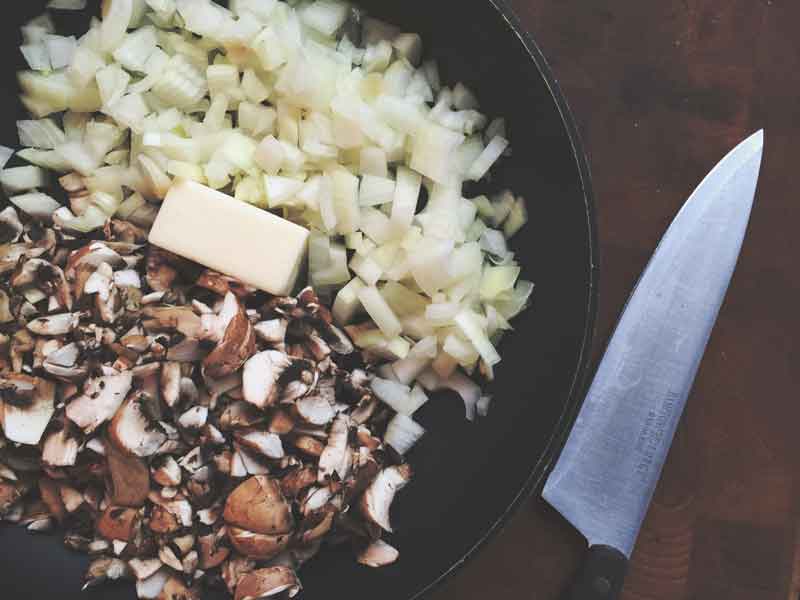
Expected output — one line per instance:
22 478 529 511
562 545 628 600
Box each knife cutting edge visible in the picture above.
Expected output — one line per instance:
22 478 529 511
543 130 765 600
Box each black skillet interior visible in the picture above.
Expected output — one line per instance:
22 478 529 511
0 2 598 599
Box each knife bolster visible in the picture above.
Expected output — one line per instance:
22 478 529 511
563 545 628 600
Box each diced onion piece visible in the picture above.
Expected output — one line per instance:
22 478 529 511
454 309 501 367
330 167 361 234
410 121 464 185
504 197 528 238
408 237 455 297
360 147 388 177
359 174 395 206
391 337 437 384
390 166 421 234
359 207 392 244
493 280 535 321
101 0 135 52
0 146 14 170
467 135 509 181
113 26 157 73
17 149 71 172
254 135 285 175
300 0 350 36
384 413 425 454
363 40 392 73
0 167 48 193
138 154 172 199
371 378 412 413
379 281 429 317
18 119 65 150
312 242 350 287
56 141 101 176
358 286 402 338
442 334 479 368
103 93 150 134
264 175 303 208
48 0 88 8
349 254 383 287
452 82 479 110
480 266 521 301
10 192 61 219
332 277 365 325
21 44 51 71
425 302 459 326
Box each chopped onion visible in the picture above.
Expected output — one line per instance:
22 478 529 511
45 35 78 70
0 146 14 170
467 135 509 181
18 119 65 150
10 192 61 219
0 167 48 193
454 309 501 367
48 0 88 8
384 413 425 455
358 286 403 339
21 44 51 72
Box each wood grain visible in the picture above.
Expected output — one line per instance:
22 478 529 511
432 2 800 599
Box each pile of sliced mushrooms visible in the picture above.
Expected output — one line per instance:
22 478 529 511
0 203 414 599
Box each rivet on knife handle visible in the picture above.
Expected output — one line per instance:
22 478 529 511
562 546 627 600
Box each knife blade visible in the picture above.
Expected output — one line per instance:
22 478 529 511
543 130 764 600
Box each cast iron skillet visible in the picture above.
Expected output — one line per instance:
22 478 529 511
0 1 599 599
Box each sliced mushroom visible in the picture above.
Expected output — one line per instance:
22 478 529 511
227 527 292 561
42 422 80 466
299 509 335 545
158 362 180 407
360 464 412 533
357 539 399 567
157 576 200 600
291 435 325 458
178 406 208 429
318 414 353 483
254 319 288 346
97 506 139 542
279 466 318 500
198 533 230 569
301 487 333 516
242 350 292 409
66 371 133 434
0 207 24 244
151 456 181 487
136 567 170 600
106 438 150 508
0 375 55 445
223 476 294 535
199 292 240 343
203 300 257 379
145 247 178 293
26 312 80 336
39 477 66 523
234 566 302 600
148 505 179 534
128 558 163 581
222 557 256 595
82 557 130 590
109 393 167 458
293 395 336 427
141 306 203 338
236 430 285 460
59 484 84 513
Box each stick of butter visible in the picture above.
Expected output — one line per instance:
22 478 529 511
149 180 310 296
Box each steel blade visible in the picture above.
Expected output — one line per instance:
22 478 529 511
543 130 764 558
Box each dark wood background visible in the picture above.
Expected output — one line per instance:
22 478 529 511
434 1 800 599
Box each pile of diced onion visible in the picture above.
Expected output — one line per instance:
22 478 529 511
4 0 532 422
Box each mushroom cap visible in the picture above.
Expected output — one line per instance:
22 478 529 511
223 476 294 535
227 526 292 560
234 566 301 600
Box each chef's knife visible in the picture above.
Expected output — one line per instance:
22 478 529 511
543 130 764 600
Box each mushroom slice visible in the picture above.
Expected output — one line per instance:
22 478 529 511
12 259 72 310
0 482 23 515
223 476 294 535
360 464 413 533
43 342 80 368
0 207 23 243
199 533 230 569
128 558 163 581
152 456 181 487
301 487 332 516
159 362 180 407
222 557 257 595
97 506 139 541
234 566 301 600
141 306 203 338
291 435 325 458
42 423 80 467
136 567 170 600
67 242 125 274
318 414 353 483
167 338 206 362
0 375 55 445
294 395 335 427
219 401 264 430
199 292 240 342
227 527 292 561
236 430 285 460
82 557 130 590
242 351 292 409
203 300 257 379
109 393 167 458
145 247 178 293
178 406 208 429
298 510 335 544
66 371 133 434
254 319 288 345
59 484 84 513
158 545 183 571
106 439 150 508
357 539 399 567
280 466 318 499
26 312 80 336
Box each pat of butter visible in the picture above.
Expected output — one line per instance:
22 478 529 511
149 180 310 296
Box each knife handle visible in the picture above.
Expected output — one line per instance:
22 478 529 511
562 545 628 600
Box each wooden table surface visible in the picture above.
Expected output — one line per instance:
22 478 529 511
433 2 800 599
